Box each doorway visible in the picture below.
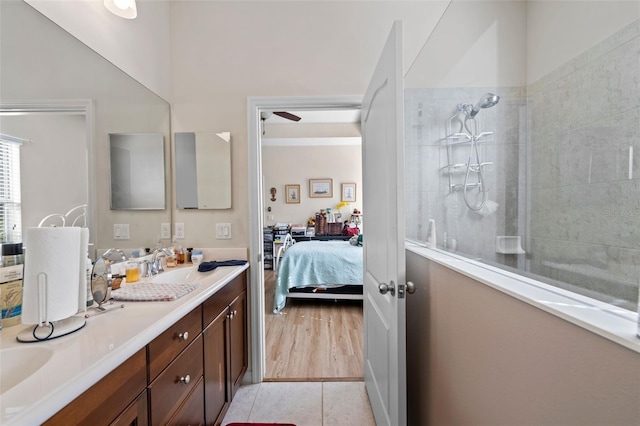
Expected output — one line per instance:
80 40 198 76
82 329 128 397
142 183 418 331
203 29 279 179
247 96 363 383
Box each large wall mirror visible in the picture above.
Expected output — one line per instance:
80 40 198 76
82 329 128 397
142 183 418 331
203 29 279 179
175 132 232 209
0 1 171 252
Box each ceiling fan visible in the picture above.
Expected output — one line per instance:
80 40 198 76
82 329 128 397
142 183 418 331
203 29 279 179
260 111 302 135
260 111 302 122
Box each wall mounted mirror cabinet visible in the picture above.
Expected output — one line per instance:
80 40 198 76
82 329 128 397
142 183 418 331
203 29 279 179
175 132 232 209
109 133 166 210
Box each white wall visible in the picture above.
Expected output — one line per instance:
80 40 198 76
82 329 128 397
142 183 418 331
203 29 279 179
405 1 527 88
526 0 640 85
169 0 449 247
262 144 363 227
25 0 172 100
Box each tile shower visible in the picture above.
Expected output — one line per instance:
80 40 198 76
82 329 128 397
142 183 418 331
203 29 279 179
405 18 640 309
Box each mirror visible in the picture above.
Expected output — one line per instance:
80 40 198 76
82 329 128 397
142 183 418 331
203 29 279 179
109 133 166 210
0 1 171 250
175 132 232 209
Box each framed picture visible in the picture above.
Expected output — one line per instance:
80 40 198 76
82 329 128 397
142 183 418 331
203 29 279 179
285 184 300 204
334 213 342 223
309 178 333 198
342 183 356 202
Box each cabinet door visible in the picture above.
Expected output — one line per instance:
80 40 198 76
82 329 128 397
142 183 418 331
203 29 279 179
203 308 229 425
110 390 148 426
229 290 247 398
168 377 205 426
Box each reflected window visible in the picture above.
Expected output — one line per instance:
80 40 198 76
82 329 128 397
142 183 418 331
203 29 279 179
0 134 22 243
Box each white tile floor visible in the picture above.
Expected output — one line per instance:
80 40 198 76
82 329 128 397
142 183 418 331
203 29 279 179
222 381 376 426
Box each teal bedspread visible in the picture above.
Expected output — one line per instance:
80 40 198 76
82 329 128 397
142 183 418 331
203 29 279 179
273 241 363 312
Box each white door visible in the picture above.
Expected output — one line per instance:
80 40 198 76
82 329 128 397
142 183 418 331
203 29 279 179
361 21 406 426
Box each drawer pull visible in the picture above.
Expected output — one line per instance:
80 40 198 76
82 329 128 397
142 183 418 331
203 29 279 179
178 331 189 341
179 374 191 385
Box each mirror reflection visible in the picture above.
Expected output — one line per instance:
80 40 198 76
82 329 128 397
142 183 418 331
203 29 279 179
0 1 171 250
109 133 166 210
175 132 232 209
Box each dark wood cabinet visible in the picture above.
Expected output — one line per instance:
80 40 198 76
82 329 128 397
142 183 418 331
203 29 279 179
44 349 147 426
203 309 228 425
228 290 247 399
110 390 148 426
202 273 248 425
44 270 247 426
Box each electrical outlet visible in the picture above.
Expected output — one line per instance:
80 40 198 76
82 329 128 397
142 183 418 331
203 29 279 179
160 223 171 239
175 223 185 239
216 223 231 239
114 224 130 240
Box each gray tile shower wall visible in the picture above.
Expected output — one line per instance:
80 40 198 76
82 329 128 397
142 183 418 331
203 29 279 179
404 87 525 263
527 19 640 307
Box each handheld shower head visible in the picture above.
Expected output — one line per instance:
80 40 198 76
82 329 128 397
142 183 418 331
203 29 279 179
468 93 500 118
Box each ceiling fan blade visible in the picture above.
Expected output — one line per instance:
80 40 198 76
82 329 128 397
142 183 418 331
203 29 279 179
273 111 302 122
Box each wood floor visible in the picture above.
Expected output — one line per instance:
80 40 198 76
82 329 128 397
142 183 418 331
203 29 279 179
264 270 364 381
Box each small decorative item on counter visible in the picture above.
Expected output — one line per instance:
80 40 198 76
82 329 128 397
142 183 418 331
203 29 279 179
191 250 203 265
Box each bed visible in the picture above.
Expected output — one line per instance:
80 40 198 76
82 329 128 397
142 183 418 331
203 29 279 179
273 237 363 313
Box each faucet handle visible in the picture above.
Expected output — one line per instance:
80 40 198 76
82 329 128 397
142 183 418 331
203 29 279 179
139 260 151 278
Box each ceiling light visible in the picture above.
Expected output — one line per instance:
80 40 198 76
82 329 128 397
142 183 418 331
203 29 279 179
104 0 137 19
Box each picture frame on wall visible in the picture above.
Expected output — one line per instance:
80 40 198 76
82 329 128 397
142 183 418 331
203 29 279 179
285 184 300 203
309 178 333 198
342 183 356 202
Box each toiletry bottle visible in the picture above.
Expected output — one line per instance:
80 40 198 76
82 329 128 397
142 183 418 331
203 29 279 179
191 250 203 265
186 248 193 263
176 244 185 264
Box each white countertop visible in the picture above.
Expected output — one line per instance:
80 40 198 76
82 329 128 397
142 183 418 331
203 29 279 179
0 262 249 425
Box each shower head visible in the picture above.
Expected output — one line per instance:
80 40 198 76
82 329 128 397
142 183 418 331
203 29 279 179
468 93 500 118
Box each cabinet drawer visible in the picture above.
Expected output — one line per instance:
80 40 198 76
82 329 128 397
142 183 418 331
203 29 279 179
148 305 202 380
169 376 205 426
44 348 147 426
149 334 204 426
202 273 246 326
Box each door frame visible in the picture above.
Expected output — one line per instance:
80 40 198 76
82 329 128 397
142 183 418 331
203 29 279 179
247 95 362 382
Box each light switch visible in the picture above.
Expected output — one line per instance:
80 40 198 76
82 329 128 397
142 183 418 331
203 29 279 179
175 223 185 239
114 224 130 240
160 223 171 239
216 223 231 239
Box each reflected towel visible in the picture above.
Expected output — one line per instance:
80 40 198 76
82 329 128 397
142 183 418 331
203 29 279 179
197 259 247 272
111 282 198 301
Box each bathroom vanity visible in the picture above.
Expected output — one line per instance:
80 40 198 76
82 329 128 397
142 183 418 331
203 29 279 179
0 262 248 426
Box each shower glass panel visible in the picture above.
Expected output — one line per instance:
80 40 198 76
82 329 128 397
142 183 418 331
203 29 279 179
404 0 640 310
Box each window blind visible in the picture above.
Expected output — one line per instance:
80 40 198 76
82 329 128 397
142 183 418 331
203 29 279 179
0 134 22 243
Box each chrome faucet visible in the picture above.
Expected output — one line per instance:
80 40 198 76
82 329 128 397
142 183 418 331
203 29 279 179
102 248 127 263
150 248 173 276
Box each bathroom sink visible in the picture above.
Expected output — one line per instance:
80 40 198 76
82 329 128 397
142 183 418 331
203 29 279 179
0 346 54 394
149 265 208 284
